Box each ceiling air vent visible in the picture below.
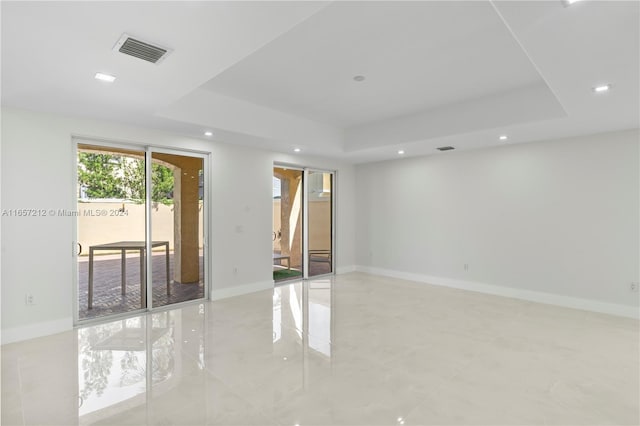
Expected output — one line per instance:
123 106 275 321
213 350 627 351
437 146 455 151
113 34 170 64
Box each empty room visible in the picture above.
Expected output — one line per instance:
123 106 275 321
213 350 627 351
1 1 638 425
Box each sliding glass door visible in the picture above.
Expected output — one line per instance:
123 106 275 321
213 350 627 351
272 166 334 283
77 144 148 320
306 170 333 278
273 167 304 283
150 151 206 309
75 141 207 323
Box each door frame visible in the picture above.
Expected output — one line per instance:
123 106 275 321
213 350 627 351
72 137 211 326
273 163 336 281
303 168 336 279
146 146 210 310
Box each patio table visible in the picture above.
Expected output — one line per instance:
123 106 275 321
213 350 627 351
273 253 290 269
88 241 170 309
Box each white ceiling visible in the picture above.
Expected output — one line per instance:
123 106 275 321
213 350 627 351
1 1 329 126
201 1 545 127
2 1 638 163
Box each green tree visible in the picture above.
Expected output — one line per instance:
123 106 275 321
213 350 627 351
122 160 174 204
78 152 174 203
121 159 145 202
77 153 126 199
151 163 174 204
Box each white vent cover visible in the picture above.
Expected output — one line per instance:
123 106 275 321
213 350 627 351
113 34 171 64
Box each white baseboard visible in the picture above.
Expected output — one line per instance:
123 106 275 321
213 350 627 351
355 266 640 320
336 265 356 274
1 317 73 345
211 280 274 301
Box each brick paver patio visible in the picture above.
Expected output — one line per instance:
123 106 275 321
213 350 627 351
77 252 204 320
79 251 332 320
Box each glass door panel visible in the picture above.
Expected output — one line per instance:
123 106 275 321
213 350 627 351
150 152 205 307
307 171 333 277
273 167 303 282
77 144 147 320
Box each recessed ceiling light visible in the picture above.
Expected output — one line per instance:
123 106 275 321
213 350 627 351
562 0 581 6
353 75 366 82
204 131 213 136
593 84 611 93
94 72 116 83
294 148 301 152
397 150 405 155
499 135 508 141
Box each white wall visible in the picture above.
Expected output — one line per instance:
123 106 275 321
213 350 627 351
0 108 356 343
356 129 640 317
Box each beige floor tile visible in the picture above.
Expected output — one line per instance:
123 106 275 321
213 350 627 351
1 273 637 425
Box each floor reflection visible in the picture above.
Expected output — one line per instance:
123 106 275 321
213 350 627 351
77 306 206 424
5 274 637 425
78 317 148 420
308 281 332 357
76 280 333 424
273 280 333 357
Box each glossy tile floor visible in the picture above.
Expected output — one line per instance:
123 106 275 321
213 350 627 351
2 272 639 425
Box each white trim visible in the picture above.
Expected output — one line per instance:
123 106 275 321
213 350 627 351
72 135 211 156
355 266 640 320
336 265 356 274
273 162 304 172
1 317 73 345
71 139 79 324
210 280 273 301
331 171 336 276
204 153 211 302
303 169 309 279
145 149 152 309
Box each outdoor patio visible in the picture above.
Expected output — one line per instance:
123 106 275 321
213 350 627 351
78 252 204 320
273 258 332 282
80 250 329 320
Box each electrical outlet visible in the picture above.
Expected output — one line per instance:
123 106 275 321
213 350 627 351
233 267 239 275
464 264 469 271
630 282 639 293
25 293 35 305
